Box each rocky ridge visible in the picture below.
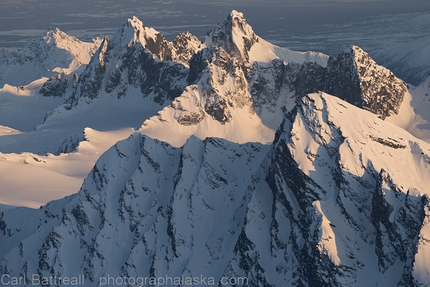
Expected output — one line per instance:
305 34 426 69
0 27 100 88
1 92 430 286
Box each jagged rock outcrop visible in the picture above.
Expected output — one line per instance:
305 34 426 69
266 45 410 120
172 32 204 67
324 46 408 119
2 92 430 286
1 10 429 287
206 10 259 64
48 17 200 113
223 92 429 286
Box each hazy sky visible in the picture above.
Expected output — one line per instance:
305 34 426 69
0 0 429 56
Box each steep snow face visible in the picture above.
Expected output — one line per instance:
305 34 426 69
34 18 195 155
226 92 430 286
0 28 101 132
0 134 269 285
137 11 330 147
0 27 101 87
2 93 430 286
138 46 274 147
400 75 430 142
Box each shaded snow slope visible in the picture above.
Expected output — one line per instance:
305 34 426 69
0 27 100 88
0 28 101 132
0 133 270 285
1 92 430 286
406 75 430 142
138 11 329 147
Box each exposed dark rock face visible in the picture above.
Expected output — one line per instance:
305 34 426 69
187 48 214 85
57 134 85 154
324 46 408 119
172 32 203 67
324 48 363 107
176 110 206 126
115 44 189 104
260 46 409 120
39 73 70 97
4 92 429 286
64 38 110 108
249 59 286 114
287 61 326 100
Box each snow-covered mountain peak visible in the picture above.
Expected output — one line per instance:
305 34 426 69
3 10 430 287
43 27 80 48
227 9 254 37
0 28 100 88
205 10 328 67
109 15 172 61
172 32 204 67
24 27 100 69
205 10 259 62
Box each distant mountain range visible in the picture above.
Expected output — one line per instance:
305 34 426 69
1 10 430 286
373 34 430 86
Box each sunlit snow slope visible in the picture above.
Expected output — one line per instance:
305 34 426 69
0 11 331 207
1 92 430 286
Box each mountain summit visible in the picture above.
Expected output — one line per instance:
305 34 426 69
206 10 259 61
1 10 430 287
1 92 430 286
0 27 100 87
324 45 408 119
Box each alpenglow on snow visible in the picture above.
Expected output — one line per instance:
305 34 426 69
1 10 430 287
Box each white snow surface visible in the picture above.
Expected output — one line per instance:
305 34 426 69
0 27 101 87
0 13 428 265
293 92 430 196
0 127 135 208
1 91 430 286
205 10 328 67
280 92 430 286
